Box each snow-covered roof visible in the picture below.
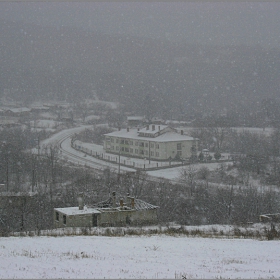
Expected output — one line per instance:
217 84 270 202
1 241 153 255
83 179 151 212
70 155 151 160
6 107 31 113
104 126 197 142
31 106 49 110
0 191 37 197
55 197 158 216
94 196 158 211
54 207 101 216
85 115 101 121
127 116 144 121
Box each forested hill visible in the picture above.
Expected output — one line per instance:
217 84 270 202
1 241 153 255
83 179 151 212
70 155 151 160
1 19 280 118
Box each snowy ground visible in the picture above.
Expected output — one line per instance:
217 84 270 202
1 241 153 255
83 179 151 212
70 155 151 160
0 234 279 279
35 125 234 181
147 162 233 181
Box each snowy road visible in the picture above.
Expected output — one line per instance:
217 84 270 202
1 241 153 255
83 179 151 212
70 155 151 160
40 126 137 174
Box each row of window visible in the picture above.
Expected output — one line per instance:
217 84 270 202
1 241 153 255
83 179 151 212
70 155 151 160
107 137 160 149
107 137 183 150
109 146 160 157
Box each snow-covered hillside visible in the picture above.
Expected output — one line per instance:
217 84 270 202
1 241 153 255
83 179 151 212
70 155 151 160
0 235 279 279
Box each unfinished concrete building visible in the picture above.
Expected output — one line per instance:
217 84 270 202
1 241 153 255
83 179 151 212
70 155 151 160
54 192 159 228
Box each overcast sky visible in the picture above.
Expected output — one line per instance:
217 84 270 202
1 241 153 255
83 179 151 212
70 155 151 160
0 2 280 48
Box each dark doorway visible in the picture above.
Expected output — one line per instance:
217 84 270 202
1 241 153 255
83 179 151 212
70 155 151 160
92 214 98 227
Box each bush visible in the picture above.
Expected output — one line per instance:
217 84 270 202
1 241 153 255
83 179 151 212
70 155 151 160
214 151 221 161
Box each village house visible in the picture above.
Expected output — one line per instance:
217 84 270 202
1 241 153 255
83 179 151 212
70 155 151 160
4 107 31 118
103 124 199 161
127 116 146 127
53 192 159 228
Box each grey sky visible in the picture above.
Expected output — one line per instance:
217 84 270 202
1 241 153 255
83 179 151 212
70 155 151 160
0 2 280 48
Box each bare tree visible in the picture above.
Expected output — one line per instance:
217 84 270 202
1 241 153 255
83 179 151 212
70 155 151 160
178 165 197 196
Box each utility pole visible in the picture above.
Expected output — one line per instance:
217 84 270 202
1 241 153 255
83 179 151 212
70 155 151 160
149 141 151 164
6 152 9 192
118 150 121 176
37 136 40 157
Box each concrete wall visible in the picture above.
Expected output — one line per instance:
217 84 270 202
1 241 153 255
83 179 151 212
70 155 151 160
98 209 158 227
53 211 94 228
54 208 158 228
163 139 198 160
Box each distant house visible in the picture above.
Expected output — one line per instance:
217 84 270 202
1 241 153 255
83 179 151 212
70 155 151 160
5 107 31 118
151 117 165 125
127 116 145 127
103 124 199 161
0 116 19 128
30 106 50 114
54 192 159 228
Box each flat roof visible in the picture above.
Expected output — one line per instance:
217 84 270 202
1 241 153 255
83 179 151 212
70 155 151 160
54 207 101 216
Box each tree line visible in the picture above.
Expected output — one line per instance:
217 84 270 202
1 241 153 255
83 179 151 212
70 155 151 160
1 126 280 235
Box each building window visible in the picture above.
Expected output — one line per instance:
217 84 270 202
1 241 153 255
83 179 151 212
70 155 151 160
135 149 138 154
56 212 59 221
129 140 133 145
151 151 154 156
125 147 129 152
135 141 138 146
121 147 124 151
145 150 148 155
156 144 159 149
106 137 110 142
130 148 133 153
111 146 114 150
145 142 148 147
116 146 119 150
111 138 114 143
177 143 182 150
125 140 129 145
116 139 119 144
63 215 66 225
140 142 144 147
177 151 182 157
156 152 159 157
150 143 154 148
140 150 144 155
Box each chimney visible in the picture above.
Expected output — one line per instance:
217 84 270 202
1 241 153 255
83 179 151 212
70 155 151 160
181 130 183 135
112 191 116 208
158 125 160 131
131 197 135 209
77 192 84 210
120 198 124 209
137 127 140 131
146 125 149 130
152 124 155 131
127 127 129 132
126 192 130 204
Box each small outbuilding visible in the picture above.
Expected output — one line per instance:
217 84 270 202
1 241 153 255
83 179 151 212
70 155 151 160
54 192 159 228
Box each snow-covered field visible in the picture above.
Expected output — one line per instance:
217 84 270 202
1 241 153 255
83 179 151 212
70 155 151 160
0 235 279 279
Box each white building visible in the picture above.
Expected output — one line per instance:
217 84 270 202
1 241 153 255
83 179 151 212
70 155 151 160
104 124 198 161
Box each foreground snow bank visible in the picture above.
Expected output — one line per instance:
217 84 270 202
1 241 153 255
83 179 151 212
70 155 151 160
0 234 279 279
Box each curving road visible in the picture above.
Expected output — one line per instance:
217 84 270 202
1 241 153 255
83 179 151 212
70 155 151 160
40 125 137 174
